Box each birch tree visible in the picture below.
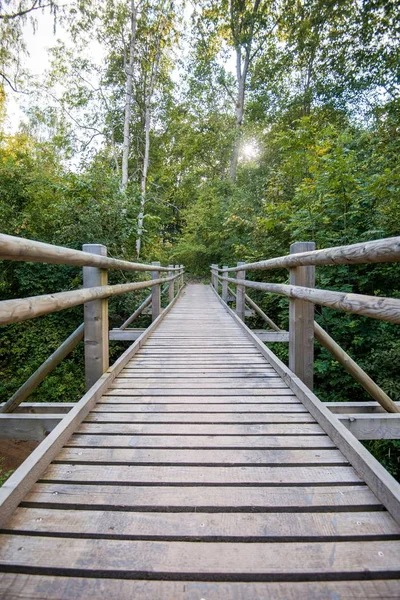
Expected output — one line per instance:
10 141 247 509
121 0 139 190
135 0 174 257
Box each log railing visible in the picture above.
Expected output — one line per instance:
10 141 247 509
0 234 185 412
211 236 400 414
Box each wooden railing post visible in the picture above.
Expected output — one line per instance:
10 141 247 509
180 264 184 288
168 264 174 303
174 264 179 293
211 265 218 293
222 265 228 302
152 261 161 321
236 261 246 321
289 241 315 389
82 243 109 391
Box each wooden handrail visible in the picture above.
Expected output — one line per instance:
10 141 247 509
0 275 179 326
214 236 400 272
223 276 400 324
1 324 84 414
0 233 178 273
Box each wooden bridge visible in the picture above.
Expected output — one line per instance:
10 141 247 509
0 234 400 598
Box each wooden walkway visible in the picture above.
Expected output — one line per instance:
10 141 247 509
0 284 400 598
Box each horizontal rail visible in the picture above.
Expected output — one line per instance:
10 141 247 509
224 277 400 324
0 234 179 273
214 237 400 273
1 323 84 414
0 414 62 441
338 414 400 440
0 403 75 414
0 276 176 326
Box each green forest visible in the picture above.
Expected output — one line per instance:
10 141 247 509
0 0 399 478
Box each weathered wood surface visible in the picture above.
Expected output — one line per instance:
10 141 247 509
289 241 315 389
0 233 176 272
0 276 176 326
338 413 400 439
0 415 62 441
0 283 399 598
224 276 400 324
0 577 399 600
220 235 400 271
83 244 109 390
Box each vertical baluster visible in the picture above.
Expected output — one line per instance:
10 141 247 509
222 265 228 302
152 261 161 321
289 241 315 389
236 261 246 321
168 264 174 303
82 244 109 390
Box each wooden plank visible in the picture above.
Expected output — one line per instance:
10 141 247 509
6 507 398 539
0 403 75 414
0 575 399 600
102 393 298 401
22 482 379 510
84 413 315 424
109 329 145 341
104 389 293 396
326 401 400 414
56 447 347 465
67 434 334 448
0 415 62 441
0 288 184 529
42 464 361 485
253 331 290 342
110 379 288 388
119 370 277 377
135 349 263 354
77 423 325 435
338 414 400 439
1 536 400 576
92 402 307 412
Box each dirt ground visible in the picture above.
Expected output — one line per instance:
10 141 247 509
0 440 39 480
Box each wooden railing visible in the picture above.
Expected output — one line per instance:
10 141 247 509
211 237 400 414
0 234 185 415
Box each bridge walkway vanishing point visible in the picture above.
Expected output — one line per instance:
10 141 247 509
0 283 400 598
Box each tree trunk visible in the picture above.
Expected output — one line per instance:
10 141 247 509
121 0 138 191
135 9 164 257
229 47 248 182
136 101 151 257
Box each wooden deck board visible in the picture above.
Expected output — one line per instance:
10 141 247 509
0 283 399 597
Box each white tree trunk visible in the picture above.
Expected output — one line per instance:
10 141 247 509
229 48 249 182
135 8 165 257
136 102 151 257
121 0 138 191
